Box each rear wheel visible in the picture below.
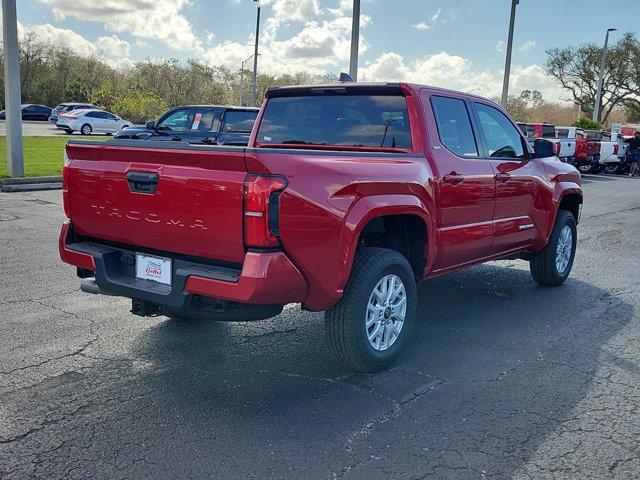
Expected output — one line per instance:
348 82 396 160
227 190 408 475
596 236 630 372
81 123 92 135
530 210 577 286
604 163 619 174
325 247 416 372
577 163 596 174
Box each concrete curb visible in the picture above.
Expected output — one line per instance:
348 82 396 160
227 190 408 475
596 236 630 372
0 176 62 192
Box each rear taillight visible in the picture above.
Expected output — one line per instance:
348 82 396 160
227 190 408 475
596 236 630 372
614 144 619 155
243 174 288 248
62 150 71 218
65 115 78 120
554 142 561 155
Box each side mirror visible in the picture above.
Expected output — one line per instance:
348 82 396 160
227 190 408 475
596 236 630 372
145 121 155 130
533 138 555 158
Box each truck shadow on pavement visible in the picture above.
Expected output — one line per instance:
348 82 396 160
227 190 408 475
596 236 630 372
117 261 633 478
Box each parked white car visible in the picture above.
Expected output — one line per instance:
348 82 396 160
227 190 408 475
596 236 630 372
57 109 131 135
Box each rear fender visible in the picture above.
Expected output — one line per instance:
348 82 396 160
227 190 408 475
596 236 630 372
337 194 435 292
544 182 582 240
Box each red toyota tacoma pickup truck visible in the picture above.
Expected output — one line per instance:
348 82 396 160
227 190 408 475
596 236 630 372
60 82 582 372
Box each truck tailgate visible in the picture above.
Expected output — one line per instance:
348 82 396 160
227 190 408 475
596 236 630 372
65 141 247 264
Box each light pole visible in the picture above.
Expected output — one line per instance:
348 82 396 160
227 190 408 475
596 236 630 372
251 0 261 107
349 0 361 80
2 0 24 178
593 28 617 122
500 0 519 108
239 54 254 106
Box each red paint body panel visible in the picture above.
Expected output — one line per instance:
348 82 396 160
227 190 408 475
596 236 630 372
185 251 306 304
65 143 247 264
59 221 96 271
61 82 582 312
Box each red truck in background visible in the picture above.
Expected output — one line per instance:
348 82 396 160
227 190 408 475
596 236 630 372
60 82 582 372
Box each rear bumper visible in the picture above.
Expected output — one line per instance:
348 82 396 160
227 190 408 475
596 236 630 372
59 221 307 309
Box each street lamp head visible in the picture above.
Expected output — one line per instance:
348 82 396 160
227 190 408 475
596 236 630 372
607 28 618 32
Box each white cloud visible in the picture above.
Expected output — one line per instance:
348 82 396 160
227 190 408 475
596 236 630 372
412 8 442 31
272 0 320 23
24 23 98 56
518 40 537 53
97 34 131 57
39 0 202 53
361 50 565 103
203 1 371 76
496 40 505 52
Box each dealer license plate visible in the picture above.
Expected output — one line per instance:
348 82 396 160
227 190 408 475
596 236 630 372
135 253 172 286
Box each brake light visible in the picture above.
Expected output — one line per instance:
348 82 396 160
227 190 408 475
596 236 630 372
62 150 71 218
614 144 619 155
243 174 288 248
554 142 561 155
64 115 78 120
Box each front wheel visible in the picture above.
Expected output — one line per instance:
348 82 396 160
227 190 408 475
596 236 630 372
529 210 577 286
325 247 417 372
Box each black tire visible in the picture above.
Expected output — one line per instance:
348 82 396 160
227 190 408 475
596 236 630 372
603 163 619 174
530 210 577 286
80 123 92 135
577 163 596 174
325 247 417 372
64 129 73 135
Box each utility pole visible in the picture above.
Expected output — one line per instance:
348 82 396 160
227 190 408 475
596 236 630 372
593 28 617 122
500 0 519 109
349 0 361 81
251 1 261 107
2 0 24 178
239 54 254 106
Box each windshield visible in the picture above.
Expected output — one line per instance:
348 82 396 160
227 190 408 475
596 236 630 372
257 94 412 148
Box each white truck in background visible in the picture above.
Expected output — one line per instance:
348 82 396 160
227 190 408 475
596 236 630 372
584 130 625 174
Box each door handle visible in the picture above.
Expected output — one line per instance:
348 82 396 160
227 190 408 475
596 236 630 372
443 173 464 185
172 135 182 141
126 171 159 194
495 172 511 182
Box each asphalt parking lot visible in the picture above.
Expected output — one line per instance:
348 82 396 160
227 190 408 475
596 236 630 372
1 175 639 479
0 121 115 137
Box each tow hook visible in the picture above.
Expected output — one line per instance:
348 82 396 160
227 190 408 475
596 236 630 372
131 298 162 317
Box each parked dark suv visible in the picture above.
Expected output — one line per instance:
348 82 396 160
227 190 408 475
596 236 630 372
49 103 98 125
115 105 259 145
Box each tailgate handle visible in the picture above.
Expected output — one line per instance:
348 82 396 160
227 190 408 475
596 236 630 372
126 171 159 194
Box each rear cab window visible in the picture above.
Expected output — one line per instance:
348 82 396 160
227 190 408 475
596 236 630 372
256 88 412 149
541 125 556 138
223 110 258 133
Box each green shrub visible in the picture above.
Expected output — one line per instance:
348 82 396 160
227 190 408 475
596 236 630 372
572 118 604 130
111 90 168 124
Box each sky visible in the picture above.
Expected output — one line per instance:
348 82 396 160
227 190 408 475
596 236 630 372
10 0 640 103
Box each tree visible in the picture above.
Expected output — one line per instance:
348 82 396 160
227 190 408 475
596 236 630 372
545 32 640 122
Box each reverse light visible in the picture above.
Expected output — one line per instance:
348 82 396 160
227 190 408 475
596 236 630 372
62 150 71 218
243 174 288 248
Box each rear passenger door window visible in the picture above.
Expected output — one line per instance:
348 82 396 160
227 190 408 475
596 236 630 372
430 96 478 157
473 103 527 159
